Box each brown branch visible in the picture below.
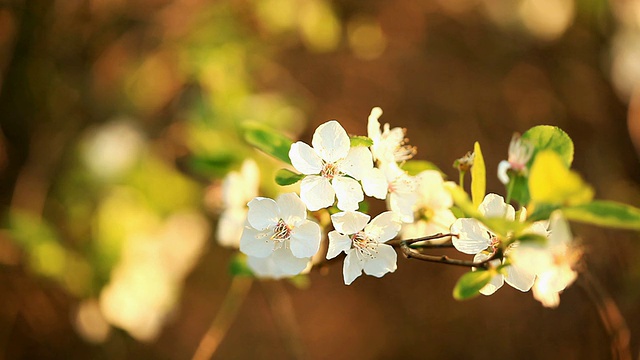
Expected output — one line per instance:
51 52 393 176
399 241 500 269
191 276 253 360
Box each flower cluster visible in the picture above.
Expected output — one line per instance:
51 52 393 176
215 107 628 308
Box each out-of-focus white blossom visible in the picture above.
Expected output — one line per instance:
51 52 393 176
217 159 260 247
497 134 534 185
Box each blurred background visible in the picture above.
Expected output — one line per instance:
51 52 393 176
0 0 639 359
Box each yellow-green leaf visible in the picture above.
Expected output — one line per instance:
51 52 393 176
445 183 481 218
563 201 640 231
453 270 493 300
402 160 443 176
275 168 304 186
243 122 293 164
471 142 485 208
529 151 593 207
349 135 374 147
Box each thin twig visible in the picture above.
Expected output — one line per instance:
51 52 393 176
577 271 631 360
260 281 308 360
399 241 499 269
191 276 253 360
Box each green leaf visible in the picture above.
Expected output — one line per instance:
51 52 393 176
229 254 254 277
471 142 486 208
243 122 293 164
183 153 239 179
562 201 640 231
453 270 493 300
509 174 530 206
401 160 443 176
515 233 548 244
529 151 593 207
275 168 304 186
522 125 574 167
349 135 374 147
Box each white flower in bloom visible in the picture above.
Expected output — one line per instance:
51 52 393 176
289 120 385 211
366 107 416 165
327 211 401 285
473 244 537 296
380 162 418 223
497 134 534 184
217 159 260 248
451 193 515 254
246 248 311 279
240 193 321 276
510 211 580 307
401 170 456 239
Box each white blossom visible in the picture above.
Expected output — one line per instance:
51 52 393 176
240 193 321 277
289 120 384 211
497 134 534 184
217 159 260 248
510 211 580 307
380 162 418 223
367 107 416 165
327 211 401 285
401 170 456 240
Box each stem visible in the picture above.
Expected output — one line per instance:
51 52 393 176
459 170 466 189
387 233 457 247
399 241 499 268
191 276 253 360
260 281 308 360
505 176 515 204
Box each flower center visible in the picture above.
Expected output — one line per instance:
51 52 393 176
321 162 341 180
351 231 378 259
271 219 292 243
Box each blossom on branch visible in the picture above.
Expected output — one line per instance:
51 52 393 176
327 211 401 285
367 107 416 165
240 193 321 277
401 170 456 239
497 133 534 184
510 211 580 307
289 120 385 211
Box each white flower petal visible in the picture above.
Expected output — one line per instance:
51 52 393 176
247 255 283 279
497 160 511 185
362 244 397 277
289 221 321 258
360 167 388 199
367 107 383 142
276 193 307 227
332 176 364 211
331 211 370 235
339 146 373 180
548 211 572 248
504 263 536 292
327 231 353 259
312 120 350 163
479 193 515 220
416 170 453 210
532 277 561 308
509 243 553 276
300 175 335 211
289 142 323 175
364 211 401 243
479 273 504 296
239 226 273 258
343 250 364 285
246 197 279 230
389 191 417 223
451 218 492 254
270 247 310 276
